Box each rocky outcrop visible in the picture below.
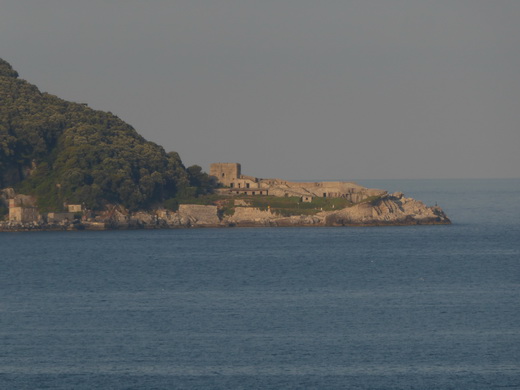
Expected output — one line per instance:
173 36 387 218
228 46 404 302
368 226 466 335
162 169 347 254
219 192 449 227
321 193 450 226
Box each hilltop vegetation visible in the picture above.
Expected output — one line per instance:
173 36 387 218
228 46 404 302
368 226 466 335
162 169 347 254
0 59 214 211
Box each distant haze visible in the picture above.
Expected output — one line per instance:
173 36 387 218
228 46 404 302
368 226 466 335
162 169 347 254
2 0 519 180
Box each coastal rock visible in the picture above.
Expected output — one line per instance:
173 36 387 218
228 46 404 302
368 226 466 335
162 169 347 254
324 194 450 226
128 211 158 228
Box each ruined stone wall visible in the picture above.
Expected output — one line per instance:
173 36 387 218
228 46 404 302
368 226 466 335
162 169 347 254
9 207 40 223
232 178 259 189
226 207 276 223
178 204 220 226
7 193 40 223
47 212 75 223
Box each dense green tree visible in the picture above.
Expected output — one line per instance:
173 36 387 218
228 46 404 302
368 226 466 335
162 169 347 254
0 58 215 211
187 164 216 195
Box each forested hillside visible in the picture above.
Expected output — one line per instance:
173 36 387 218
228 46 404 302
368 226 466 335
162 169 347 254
0 58 212 211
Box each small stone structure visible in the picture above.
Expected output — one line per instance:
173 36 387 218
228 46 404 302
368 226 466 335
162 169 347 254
47 212 76 223
8 196 40 223
226 207 275 223
210 163 266 193
209 163 242 187
67 204 82 213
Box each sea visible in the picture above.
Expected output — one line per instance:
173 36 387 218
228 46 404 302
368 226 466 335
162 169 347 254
1 178 519 390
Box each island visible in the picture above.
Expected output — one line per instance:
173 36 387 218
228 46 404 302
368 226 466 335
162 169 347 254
0 58 450 231
0 162 450 231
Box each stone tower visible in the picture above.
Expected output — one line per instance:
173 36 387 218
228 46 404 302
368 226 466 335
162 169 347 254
209 163 241 187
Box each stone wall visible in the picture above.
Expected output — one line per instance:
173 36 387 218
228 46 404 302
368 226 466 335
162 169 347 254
47 212 75 223
231 177 259 189
226 207 275 223
9 206 40 223
178 204 220 226
7 193 40 223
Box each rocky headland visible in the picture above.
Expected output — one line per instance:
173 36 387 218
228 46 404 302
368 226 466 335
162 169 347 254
0 58 450 231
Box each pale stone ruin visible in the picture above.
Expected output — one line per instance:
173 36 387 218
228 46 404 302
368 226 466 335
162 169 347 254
7 193 41 223
0 188 83 228
209 163 269 196
210 162 385 203
67 204 82 213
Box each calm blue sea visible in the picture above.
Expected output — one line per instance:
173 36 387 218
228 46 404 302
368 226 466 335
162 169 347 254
1 179 519 389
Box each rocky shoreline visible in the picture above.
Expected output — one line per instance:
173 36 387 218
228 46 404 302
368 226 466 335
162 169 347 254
0 192 450 232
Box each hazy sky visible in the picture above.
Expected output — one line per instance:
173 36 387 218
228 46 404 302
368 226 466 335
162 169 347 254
1 0 519 180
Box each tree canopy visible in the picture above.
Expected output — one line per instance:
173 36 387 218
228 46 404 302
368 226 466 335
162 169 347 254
0 58 213 211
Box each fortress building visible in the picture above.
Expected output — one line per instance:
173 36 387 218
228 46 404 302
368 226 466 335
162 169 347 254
209 163 268 195
209 163 386 202
209 163 242 187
